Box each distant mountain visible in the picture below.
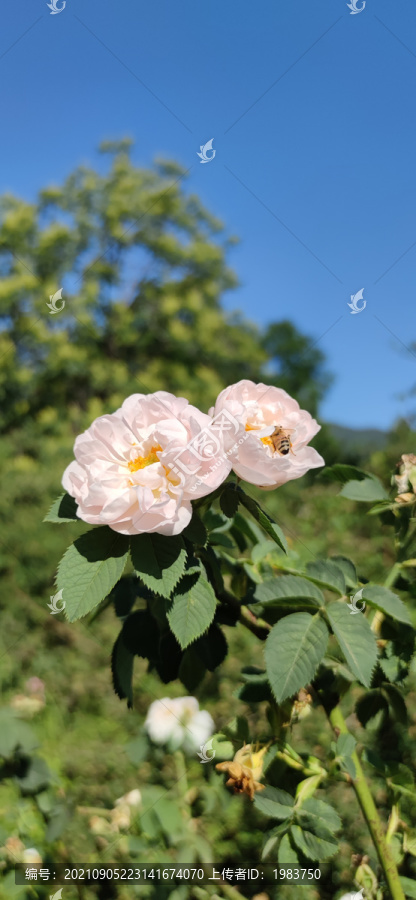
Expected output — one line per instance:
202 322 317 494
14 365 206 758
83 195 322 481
328 423 388 455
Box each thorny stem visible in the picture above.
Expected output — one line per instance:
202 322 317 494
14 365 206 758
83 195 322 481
326 704 406 900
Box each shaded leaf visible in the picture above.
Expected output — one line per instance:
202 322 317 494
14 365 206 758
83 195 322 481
44 492 79 523
320 464 371 485
220 485 240 518
154 631 183 683
382 683 408 724
237 489 288 552
196 624 228 671
121 609 159 660
130 533 187 599
182 512 207 546
111 632 134 708
15 757 51 794
178 648 206 692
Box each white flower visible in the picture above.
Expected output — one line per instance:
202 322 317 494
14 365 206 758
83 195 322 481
22 848 42 864
209 379 324 489
62 391 231 536
144 696 214 754
115 789 141 808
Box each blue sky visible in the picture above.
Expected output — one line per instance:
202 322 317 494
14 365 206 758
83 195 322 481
1 0 416 429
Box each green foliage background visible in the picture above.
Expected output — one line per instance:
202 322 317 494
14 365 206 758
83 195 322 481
1 142 416 900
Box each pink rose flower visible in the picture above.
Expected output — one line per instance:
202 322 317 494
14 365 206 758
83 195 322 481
62 391 231 536
209 380 325 489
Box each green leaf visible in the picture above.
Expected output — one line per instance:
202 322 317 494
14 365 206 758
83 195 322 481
340 756 356 779
222 715 250 743
233 510 264 544
45 803 71 842
196 625 228 671
254 575 324 607
326 600 378 687
320 464 371 485
382 684 408 724
361 584 411 625
0 711 38 758
387 764 416 799
278 833 299 865
15 756 51 794
265 612 329 703
124 735 149 765
340 476 389 502
290 823 338 861
236 680 272 702
237 489 288 552
297 796 342 833
210 733 234 760
243 561 263 584
154 632 183 683
252 540 281 564
178 648 206 691
241 665 267 682
130 533 187 599
253 785 295 820
111 632 134 708
336 734 356 758
400 876 416 898
44 492 79 523
305 560 346 595
182 511 207 546
57 527 129 622
203 509 229 532
403 830 416 857
330 556 357 588
121 609 159 660
220 484 240 518
167 570 217 649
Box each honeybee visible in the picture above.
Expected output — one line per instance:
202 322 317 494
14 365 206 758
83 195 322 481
270 426 295 456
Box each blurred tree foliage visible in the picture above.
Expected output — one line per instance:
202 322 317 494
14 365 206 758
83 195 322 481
0 138 334 430
262 319 333 418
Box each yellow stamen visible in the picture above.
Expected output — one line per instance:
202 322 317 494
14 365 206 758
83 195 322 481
128 445 162 473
